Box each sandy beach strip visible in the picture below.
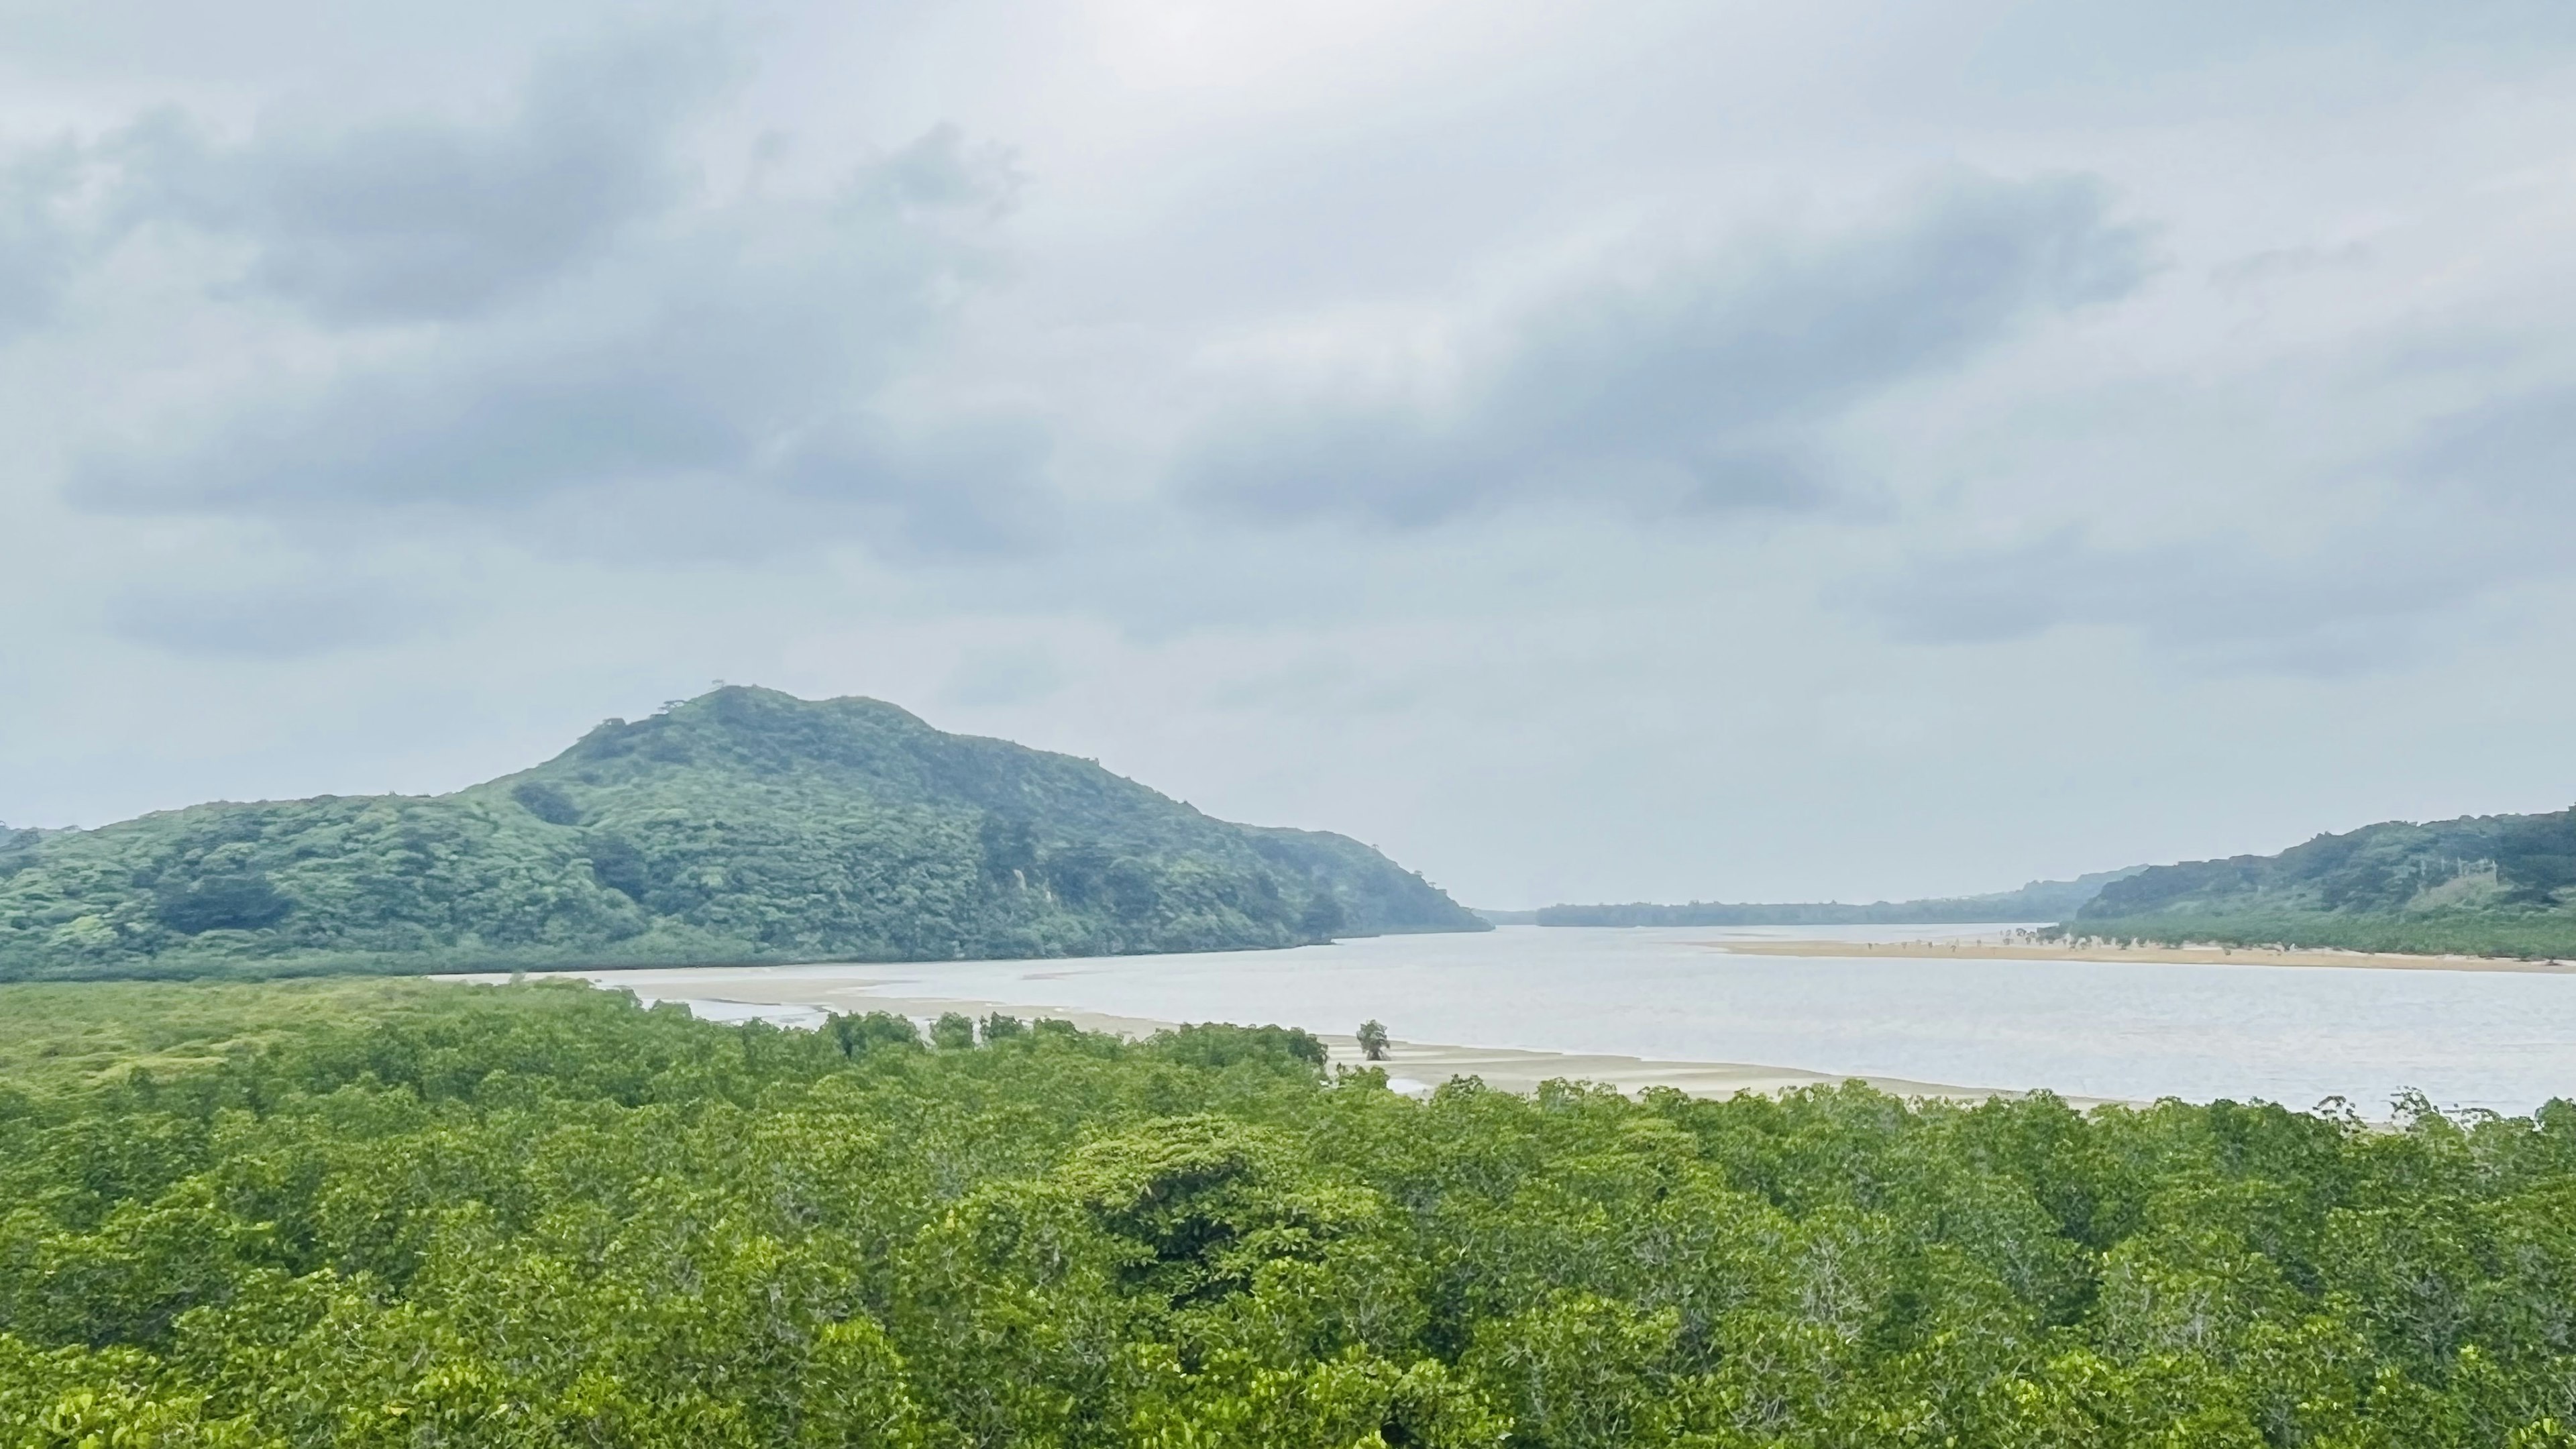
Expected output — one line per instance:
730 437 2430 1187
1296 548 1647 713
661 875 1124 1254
1699 936 2576 973
441 965 2066 1105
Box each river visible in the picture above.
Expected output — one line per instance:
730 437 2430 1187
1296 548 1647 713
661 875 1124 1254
490 924 2576 1116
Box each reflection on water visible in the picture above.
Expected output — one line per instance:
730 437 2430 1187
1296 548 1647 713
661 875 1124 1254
675 924 2572 1116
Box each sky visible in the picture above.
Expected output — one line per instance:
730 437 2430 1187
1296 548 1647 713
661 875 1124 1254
3 0 2575 909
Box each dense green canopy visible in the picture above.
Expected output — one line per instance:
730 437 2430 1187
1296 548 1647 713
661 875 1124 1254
0 688 1483 982
2071 807 2576 958
5 979 2576 1446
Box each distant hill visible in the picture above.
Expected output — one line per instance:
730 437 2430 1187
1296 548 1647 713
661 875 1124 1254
2070 808 2576 958
1530 866 2147 928
0 687 1484 981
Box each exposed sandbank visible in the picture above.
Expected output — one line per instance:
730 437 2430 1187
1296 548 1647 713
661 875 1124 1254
443 964 2064 1104
1701 936 2576 973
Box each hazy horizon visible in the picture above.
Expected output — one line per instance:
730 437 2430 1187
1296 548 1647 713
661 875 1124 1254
5 1 2574 910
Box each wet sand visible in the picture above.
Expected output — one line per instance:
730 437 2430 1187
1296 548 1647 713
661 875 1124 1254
1313 1037 2005 1103
444 965 2061 1104
1702 936 2576 973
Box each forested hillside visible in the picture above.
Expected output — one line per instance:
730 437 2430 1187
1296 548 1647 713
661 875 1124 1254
7 979 2576 1446
0 688 1482 982
1536 866 2147 928
2071 807 2576 958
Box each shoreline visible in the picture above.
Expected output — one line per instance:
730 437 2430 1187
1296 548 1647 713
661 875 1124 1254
1698 936 2576 973
444 965 2078 1105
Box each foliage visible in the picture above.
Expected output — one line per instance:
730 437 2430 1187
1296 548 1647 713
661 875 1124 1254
0 977 481 1094
0 688 1484 983
5 979 2576 1445
1356 1020 1390 1061
2073 808 2576 958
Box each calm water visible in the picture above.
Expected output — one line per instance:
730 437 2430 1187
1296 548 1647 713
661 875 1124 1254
678 925 2576 1116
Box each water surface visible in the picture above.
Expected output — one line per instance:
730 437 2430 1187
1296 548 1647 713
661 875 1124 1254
553 918 2576 1108
713 924 2576 1115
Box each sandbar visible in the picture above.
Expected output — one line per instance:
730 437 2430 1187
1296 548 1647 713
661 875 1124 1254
1701 936 2576 973
440 964 2072 1104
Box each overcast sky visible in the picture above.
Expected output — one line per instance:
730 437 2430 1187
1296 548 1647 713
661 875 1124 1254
4 0 2575 908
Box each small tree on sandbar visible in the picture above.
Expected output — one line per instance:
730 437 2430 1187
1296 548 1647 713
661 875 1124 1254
1356 1020 1390 1062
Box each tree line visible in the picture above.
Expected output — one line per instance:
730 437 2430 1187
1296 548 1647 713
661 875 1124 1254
4 979 2576 1445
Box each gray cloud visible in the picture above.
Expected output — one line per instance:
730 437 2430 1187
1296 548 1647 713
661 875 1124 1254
2396 388 2576 508
1859 368 2576 670
940 643 1067 708
1876 537 2327 639
1954 0 2576 107
108 573 448 658
68 118 1048 560
1180 174 2153 526
773 409 1058 557
2209 241 2374 295
112 35 729 325
0 138 91 339
1857 517 2517 676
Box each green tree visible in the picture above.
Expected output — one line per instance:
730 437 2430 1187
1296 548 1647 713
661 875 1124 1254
4 975 2574 1448
1356 1020 1391 1061
0 686 1488 985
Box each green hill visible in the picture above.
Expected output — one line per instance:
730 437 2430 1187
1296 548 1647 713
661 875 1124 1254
0 686 1484 981
2069 806 2576 958
1532 865 2148 927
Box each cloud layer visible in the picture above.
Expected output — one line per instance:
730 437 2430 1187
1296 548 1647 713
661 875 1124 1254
17 44 1042 562
4 0 2576 907
115 37 724 323
1185 174 2153 526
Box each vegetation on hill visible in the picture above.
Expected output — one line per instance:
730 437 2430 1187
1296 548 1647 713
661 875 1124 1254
2069 808 2576 959
1534 866 2147 928
0 688 1482 983
6 978 2576 1445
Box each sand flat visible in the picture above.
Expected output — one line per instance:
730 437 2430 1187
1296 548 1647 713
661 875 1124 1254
1321 1037 2049 1104
443 965 2063 1104
1699 936 2576 973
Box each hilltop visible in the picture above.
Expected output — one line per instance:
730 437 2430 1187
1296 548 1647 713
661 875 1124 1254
2068 806 2576 958
0 687 1483 981
1525 865 2147 928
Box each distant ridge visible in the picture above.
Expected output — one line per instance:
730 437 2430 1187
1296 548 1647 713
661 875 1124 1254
2067 807 2576 959
1523 867 2147 928
0 687 1485 981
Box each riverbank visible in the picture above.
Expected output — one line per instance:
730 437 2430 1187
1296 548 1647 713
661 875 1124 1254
1701 936 2576 972
436 924 2576 1114
445 965 2046 1104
